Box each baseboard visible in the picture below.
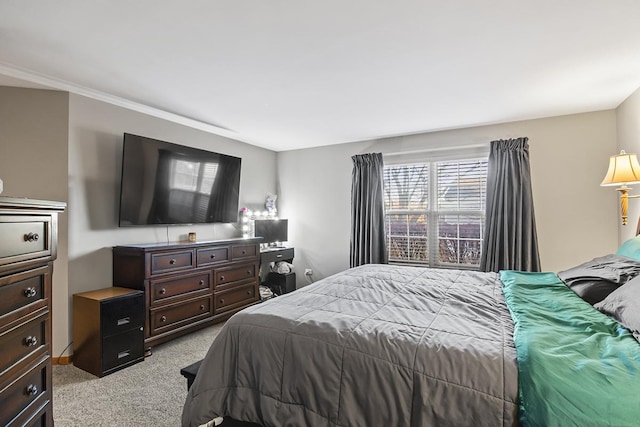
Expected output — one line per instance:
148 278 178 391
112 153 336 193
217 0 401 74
52 355 73 365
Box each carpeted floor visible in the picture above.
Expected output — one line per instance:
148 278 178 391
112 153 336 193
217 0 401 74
53 322 225 426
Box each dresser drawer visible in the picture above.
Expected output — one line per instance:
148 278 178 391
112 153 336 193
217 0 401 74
102 327 144 374
150 250 194 275
215 283 258 313
0 216 51 266
19 403 49 427
150 295 212 334
215 264 257 287
0 313 47 377
0 267 48 321
0 357 49 427
197 246 229 267
100 293 144 338
231 244 257 260
150 271 211 304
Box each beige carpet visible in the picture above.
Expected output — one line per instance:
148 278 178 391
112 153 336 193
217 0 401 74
53 323 225 426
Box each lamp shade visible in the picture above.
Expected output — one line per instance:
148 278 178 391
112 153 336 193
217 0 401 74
601 151 640 186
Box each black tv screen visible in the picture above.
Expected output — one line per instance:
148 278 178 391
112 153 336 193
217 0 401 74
118 133 241 226
254 219 288 244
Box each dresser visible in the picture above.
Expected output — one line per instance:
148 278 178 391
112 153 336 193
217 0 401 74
0 197 65 427
113 237 261 353
73 287 144 377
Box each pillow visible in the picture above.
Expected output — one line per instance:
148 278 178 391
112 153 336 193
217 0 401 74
595 275 640 341
616 236 640 262
557 254 640 305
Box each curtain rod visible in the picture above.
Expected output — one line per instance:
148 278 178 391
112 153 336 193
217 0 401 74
383 143 489 157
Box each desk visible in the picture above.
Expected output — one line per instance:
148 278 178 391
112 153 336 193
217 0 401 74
260 246 294 265
260 247 295 294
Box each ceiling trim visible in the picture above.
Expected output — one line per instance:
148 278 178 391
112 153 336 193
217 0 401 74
0 61 249 145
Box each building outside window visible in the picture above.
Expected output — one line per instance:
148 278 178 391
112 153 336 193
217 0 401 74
383 156 488 269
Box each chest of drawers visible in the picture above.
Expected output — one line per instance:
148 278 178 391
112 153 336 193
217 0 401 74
113 238 261 353
0 197 65 427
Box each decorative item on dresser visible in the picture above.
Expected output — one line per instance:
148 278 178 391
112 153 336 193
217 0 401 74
72 287 144 377
0 197 65 427
112 237 262 355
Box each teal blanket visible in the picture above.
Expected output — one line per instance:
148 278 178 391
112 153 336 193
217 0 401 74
501 271 640 427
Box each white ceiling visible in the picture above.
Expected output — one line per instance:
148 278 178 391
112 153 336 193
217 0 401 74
1 1 640 151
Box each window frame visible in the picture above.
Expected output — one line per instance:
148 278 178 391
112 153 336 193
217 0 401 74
383 147 489 270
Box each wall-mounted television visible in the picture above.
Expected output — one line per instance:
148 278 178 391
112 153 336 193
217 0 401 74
254 219 288 245
118 133 242 226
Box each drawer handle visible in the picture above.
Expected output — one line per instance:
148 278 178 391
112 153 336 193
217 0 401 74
246 270 251 276
159 288 167 295
276 254 283 258
117 350 131 359
210 254 216 259
117 317 130 326
219 298 224 305
169 259 176 265
26 384 38 396
200 304 205 310
246 290 252 296
24 287 37 298
242 250 247 255
23 232 40 242
199 279 205 286
160 315 167 322
219 275 225 281
24 336 39 347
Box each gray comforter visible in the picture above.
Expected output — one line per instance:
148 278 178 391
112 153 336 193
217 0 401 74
182 264 518 427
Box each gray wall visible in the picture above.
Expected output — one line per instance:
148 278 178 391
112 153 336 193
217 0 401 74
0 86 71 358
278 110 620 286
616 86 640 241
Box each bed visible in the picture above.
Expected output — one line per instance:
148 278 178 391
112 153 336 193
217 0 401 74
182 240 640 427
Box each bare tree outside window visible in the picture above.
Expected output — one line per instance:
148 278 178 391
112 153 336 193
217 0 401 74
384 158 487 268
384 165 429 263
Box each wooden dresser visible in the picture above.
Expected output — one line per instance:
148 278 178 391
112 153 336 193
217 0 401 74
0 197 65 427
113 237 261 353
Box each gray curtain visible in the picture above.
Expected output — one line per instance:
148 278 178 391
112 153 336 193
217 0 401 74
350 153 388 267
480 138 541 272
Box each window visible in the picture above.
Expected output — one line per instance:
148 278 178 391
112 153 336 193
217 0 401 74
383 157 488 268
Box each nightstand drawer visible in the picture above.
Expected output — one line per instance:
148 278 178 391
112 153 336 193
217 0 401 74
150 250 194 275
0 313 47 377
260 247 294 264
197 247 229 267
150 272 211 304
102 328 144 373
101 293 144 337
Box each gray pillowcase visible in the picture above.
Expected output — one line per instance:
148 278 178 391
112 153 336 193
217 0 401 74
557 254 640 305
594 275 640 341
